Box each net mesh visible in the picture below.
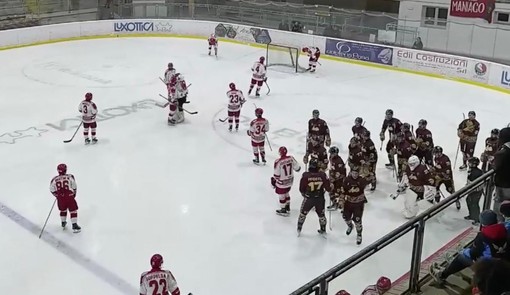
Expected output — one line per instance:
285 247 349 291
266 44 307 73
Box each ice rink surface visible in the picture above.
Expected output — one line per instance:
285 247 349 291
1 37 509 295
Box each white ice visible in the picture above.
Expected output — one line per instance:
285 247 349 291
0 38 508 295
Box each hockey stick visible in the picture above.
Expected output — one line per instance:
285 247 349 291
183 109 198 115
328 199 333 231
63 122 83 143
390 191 401 200
265 133 273 151
218 117 229 123
157 95 198 114
454 113 466 169
264 80 271 95
39 199 57 238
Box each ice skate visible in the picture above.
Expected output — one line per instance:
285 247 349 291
285 204 290 211
85 138 91 145
459 164 467 171
208 50 211 56
72 223 81 233
235 124 239 132
346 223 353 235
248 88 252 95
168 118 176 126
356 233 362 245
370 183 376 191
297 226 302 237
92 138 98 144
261 157 266 164
385 163 394 169
61 221 67 229
317 229 327 239
327 203 338 211
455 200 461 210
252 157 260 165
228 125 232 132
255 91 260 98
310 69 315 73
464 215 473 220
276 208 290 217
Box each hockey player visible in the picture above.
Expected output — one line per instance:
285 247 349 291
226 82 245 132
307 109 331 148
361 130 378 191
78 92 98 144
480 128 499 171
327 146 347 211
457 111 480 170
415 119 434 166
432 146 459 209
248 56 267 97
297 159 330 237
464 157 484 224
361 276 392 295
395 132 414 183
303 139 328 172
272 146 301 216
398 155 436 218
140 254 181 295
50 163 81 232
302 46 320 72
167 73 188 125
247 108 269 164
352 117 367 139
402 123 417 153
163 62 176 85
341 166 369 245
380 109 403 169
208 33 218 56
348 137 366 175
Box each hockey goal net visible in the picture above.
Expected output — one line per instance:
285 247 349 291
266 43 308 73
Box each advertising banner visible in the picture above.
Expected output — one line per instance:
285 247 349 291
324 39 393 65
214 23 271 44
450 0 496 23
113 21 173 33
488 65 510 90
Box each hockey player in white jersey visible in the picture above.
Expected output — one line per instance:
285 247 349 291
248 56 267 97
167 73 188 125
226 82 245 132
78 92 98 144
140 254 182 295
163 62 176 85
302 47 321 72
272 146 301 216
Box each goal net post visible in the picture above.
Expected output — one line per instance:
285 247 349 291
266 43 308 73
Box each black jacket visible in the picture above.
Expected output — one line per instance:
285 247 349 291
494 127 510 188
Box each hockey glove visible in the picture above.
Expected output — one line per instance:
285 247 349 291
271 177 276 188
379 132 385 142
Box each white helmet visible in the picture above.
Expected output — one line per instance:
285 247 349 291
408 155 420 170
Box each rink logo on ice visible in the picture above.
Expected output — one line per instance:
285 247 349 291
114 22 154 32
501 71 510 86
0 99 158 145
325 39 393 65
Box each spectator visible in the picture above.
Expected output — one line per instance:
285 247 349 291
291 21 303 33
464 157 484 225
493 127 510 221
361 276 391 294
429 210 510 285
500 200 510 230
278 20 289 31
472 259 510 295
412 37 423 50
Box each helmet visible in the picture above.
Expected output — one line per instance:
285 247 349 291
408 155 420 169
363 130 371 138
211 33 216 38
418 119 427 127
355 117 363 125
468 111 476 118
350 166 359 178
491 128 500 137
376 276 392 292
259 56 265 64
229 82 236 90
279 146 288 157
150 254 163 269
433 146 443 155
403 123 411 131
468 157 480 168
85 92 92 101
385 109 393 119
308 158 319 171
57 163 67 175
312 109 320 119
349 137 359 146
329 146 339 155
255 108 263 117
302 47 309 53
335 290 351 295
168 62 173 69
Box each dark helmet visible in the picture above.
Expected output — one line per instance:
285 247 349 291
433 146 443 154
312 109 320 119
385 109 393 118
403 123 411 131
491 128 500 137
355 117 363 125
308 158 319 171
468 157 480 168
468 111 476 118
363 130 371 138
418 119 427 127
329 146 339 155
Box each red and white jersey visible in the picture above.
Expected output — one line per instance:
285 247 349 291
251 61 266 81
227 89 245 112
249 117 269 143
169 74 188 99
208 35 218 46
140 269 180 295
50 174 77 197
164 68 176 84
361 285 378 295
306 46 320 59
274 155 301 189
78 100 98 123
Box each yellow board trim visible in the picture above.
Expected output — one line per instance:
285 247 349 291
1 32 508 94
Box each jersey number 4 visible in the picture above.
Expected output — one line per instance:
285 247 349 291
149 279 167 295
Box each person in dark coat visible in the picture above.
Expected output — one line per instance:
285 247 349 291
494 127 510 221
473 259 510 295
429 210 510 285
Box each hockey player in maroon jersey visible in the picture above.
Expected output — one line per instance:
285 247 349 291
402 122 417 153
415 119 434 166
395 132 414 183
380 109 403 169
341 166 370 245
457 111 480 170
361 130 378 191
327 146 347 211
432 146 459 209
49 164 81 232
352 117 367 139
297 159 330 237
307 109 331 148
303 139 329 172
480 128 499 171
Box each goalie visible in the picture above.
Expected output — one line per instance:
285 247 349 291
167 73 188 125
302 47 320 72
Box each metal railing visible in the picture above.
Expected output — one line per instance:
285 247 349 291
290 170 495 295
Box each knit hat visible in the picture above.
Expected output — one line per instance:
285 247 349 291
499 127 510 144
479 209 498 226
500 200 510 218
